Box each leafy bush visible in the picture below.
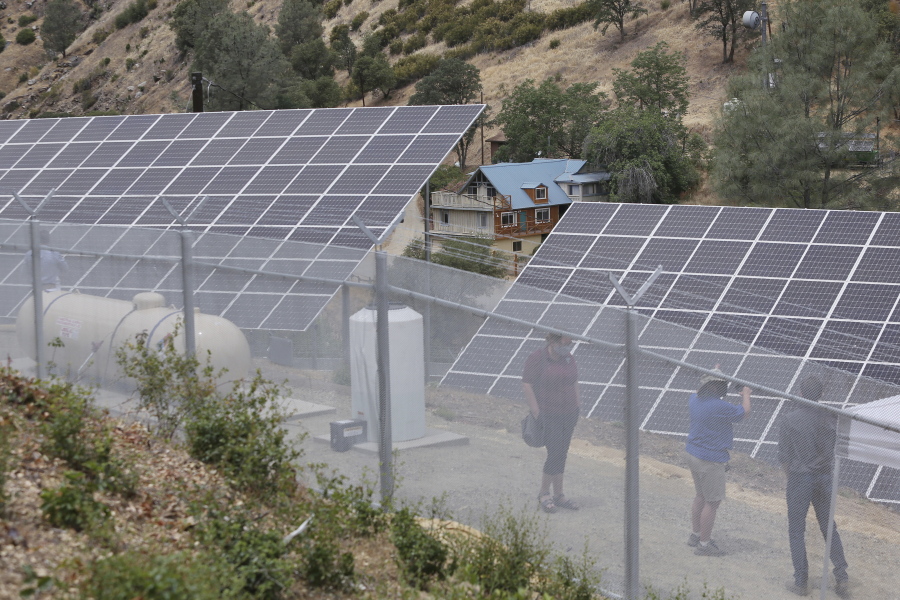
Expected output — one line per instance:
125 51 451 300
350 11 368 31
545 2 593 30
392 508 448 588
0 366 50 417
82 551 231 600
16 28 36 45
197 508 293 599
549 38 560 49
116 324 218 440
125 57 135 70
185 372 300 497
40 382 137 497
323 0 341 18
18 14 38 27
114 0 149 29
389 38 403 54
453 506 548 594
40 470 110 531
393 52 439 86
403 31 427 54
0 38 5 53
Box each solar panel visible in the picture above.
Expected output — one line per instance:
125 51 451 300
0 106 484 330
443 203 900 502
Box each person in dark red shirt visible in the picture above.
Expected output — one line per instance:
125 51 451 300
522 332 581 513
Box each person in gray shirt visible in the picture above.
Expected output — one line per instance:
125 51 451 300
24 230 68 291
779 376 849 598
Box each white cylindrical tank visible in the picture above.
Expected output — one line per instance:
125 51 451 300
15 290 251 385
349 304 425 443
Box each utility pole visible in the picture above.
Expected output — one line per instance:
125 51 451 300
191 72 203 113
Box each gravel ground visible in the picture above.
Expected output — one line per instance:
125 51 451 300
280 372 900 600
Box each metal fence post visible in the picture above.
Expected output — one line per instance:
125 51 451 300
424 181 432 382
342 283 350 368
624 306 640 600
608 267 662 600
375 249 393 502
179 228 196 357
14 191 56 380
28 217 45 379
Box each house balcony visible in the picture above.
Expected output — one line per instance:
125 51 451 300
431 191 512 211
496 219 555 239
431 222 494 236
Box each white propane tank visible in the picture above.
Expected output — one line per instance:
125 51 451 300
349 303 425 443
15 290 251 385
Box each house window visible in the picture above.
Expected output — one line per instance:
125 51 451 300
486 185 495 198
535 208 550 223
568 184 580 196
501 212 515 226
467 185 478 197
512 241 522 252
478 212 489 228
535 187 547 201
584 183 596 195
441 210 449 224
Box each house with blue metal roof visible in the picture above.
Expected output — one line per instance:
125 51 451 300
429 159 610 254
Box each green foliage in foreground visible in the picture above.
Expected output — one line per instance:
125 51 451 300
2 360 740 600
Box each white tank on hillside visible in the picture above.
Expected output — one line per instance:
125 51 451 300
349 303 425 443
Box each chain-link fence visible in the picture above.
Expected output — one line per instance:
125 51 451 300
1 213 899 600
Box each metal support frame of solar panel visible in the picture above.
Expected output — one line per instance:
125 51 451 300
442 203 900 503
0 106 484 330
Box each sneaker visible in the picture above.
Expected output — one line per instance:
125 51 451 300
834 579 850 600
687 533 700 547
785 581 809 596
693 540 725 556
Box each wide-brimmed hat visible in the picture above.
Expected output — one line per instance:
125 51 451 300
699 370 727 387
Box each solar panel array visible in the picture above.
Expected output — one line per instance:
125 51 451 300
443 203 900 502
0 105 484 329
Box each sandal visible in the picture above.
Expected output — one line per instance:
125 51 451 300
553 495 580 510
538 494 558 513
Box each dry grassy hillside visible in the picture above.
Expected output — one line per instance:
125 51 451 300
0 0 746 143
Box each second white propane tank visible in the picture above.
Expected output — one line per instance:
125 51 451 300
349 303 425 443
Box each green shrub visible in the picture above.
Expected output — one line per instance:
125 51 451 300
39 382 137 497
102 56 110 65
116 324 218 441
125 57 135 70
0 38 6 53
540 551 603 600
660 0 671 7
549 38 560 49
40 470 110 532
392 508 448 589
197 509 293 599
16 28 36 45
453 506 548 595
545 2 593 30
185 371 301 497
323 0 341 18
393 52 439 86
350 10 369 31
301 536 355 589
389 38 403 54
115 0 149 29
82 551 231 600
18 14 38 27
139 25 149 37
403 31 426 54
18 73 28 83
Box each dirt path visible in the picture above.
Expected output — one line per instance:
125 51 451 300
288 382 900 600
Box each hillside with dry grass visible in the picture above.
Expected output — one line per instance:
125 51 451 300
0 0 745 154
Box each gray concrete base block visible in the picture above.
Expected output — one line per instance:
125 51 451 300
313 428 469 453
